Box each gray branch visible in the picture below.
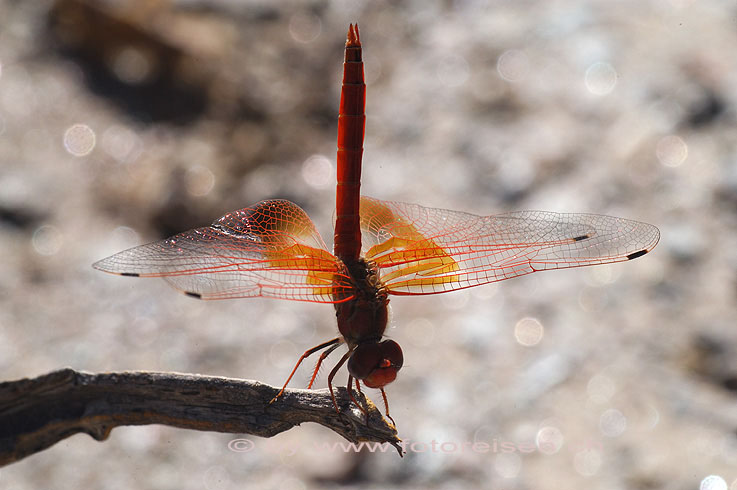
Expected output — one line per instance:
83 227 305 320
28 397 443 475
0 368 402 466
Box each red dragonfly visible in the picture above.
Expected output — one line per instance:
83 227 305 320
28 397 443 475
93 25 659 424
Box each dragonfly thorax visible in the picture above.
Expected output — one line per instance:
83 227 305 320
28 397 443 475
335 258 389 345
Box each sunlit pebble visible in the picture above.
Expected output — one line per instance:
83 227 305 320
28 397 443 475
497 49 530 83
32 225 63 256
701 475 728 490
514 317 544 347
585 62 618 95
301 154 333 190
185 165 216 197
288 13 322 43
436 54 470 88
494 452 522 479
63 124 96 157
599 408 627 437
587 374 616 404
202 465 231 490
536 426 564 455
101 125 143 164
109 46 156 85
656 135 688 167
573 448 602 476
405 317 435 348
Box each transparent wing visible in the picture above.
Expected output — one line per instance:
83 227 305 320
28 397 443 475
93 200 352 302
359 196 660 295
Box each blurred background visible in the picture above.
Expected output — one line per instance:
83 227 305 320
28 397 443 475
1 0 736 488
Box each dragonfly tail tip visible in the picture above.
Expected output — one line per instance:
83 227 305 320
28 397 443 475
347 24 361 46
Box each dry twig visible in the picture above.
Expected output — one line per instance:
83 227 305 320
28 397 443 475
0 368 402 466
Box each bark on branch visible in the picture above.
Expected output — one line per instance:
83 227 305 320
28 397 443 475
0 368 402 466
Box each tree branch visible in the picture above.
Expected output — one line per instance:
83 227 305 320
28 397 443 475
0 368 402 466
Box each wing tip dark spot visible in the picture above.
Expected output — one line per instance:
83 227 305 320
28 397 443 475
185 291 202 299
626 249 649 260
573 234 590 242
120 272 140 277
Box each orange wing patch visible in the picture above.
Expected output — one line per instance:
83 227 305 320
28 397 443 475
360 196 461 290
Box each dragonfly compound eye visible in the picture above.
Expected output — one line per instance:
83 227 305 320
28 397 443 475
348 340 403 388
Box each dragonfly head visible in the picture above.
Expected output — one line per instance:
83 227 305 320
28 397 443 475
348 339 403 388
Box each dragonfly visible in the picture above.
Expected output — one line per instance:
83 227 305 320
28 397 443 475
93 25 660 425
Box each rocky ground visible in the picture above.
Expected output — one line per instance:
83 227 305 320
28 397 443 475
2 0 736 489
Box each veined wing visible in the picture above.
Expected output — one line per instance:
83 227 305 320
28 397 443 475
359 196 660 295
93 199 352 303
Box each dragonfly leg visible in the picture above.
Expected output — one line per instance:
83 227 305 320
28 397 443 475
307 342 342 389
327 349 353 419
346 374 369 423
270 337 342 404
380 388 396 427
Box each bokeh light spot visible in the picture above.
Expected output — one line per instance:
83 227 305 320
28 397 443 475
497 50 530 82
101 125 143 164
437 54 470 87
514 317 543 346
109 46 156 85
701 475 728 490
289 13 322 44
585 62 618 95
599 408 627 437
585 264 621 286
32 225 63 256
301 154 333 189
656 134 688 167
536 426 564 454
185 165 216 197
202 465 231 490
63 124 96 157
